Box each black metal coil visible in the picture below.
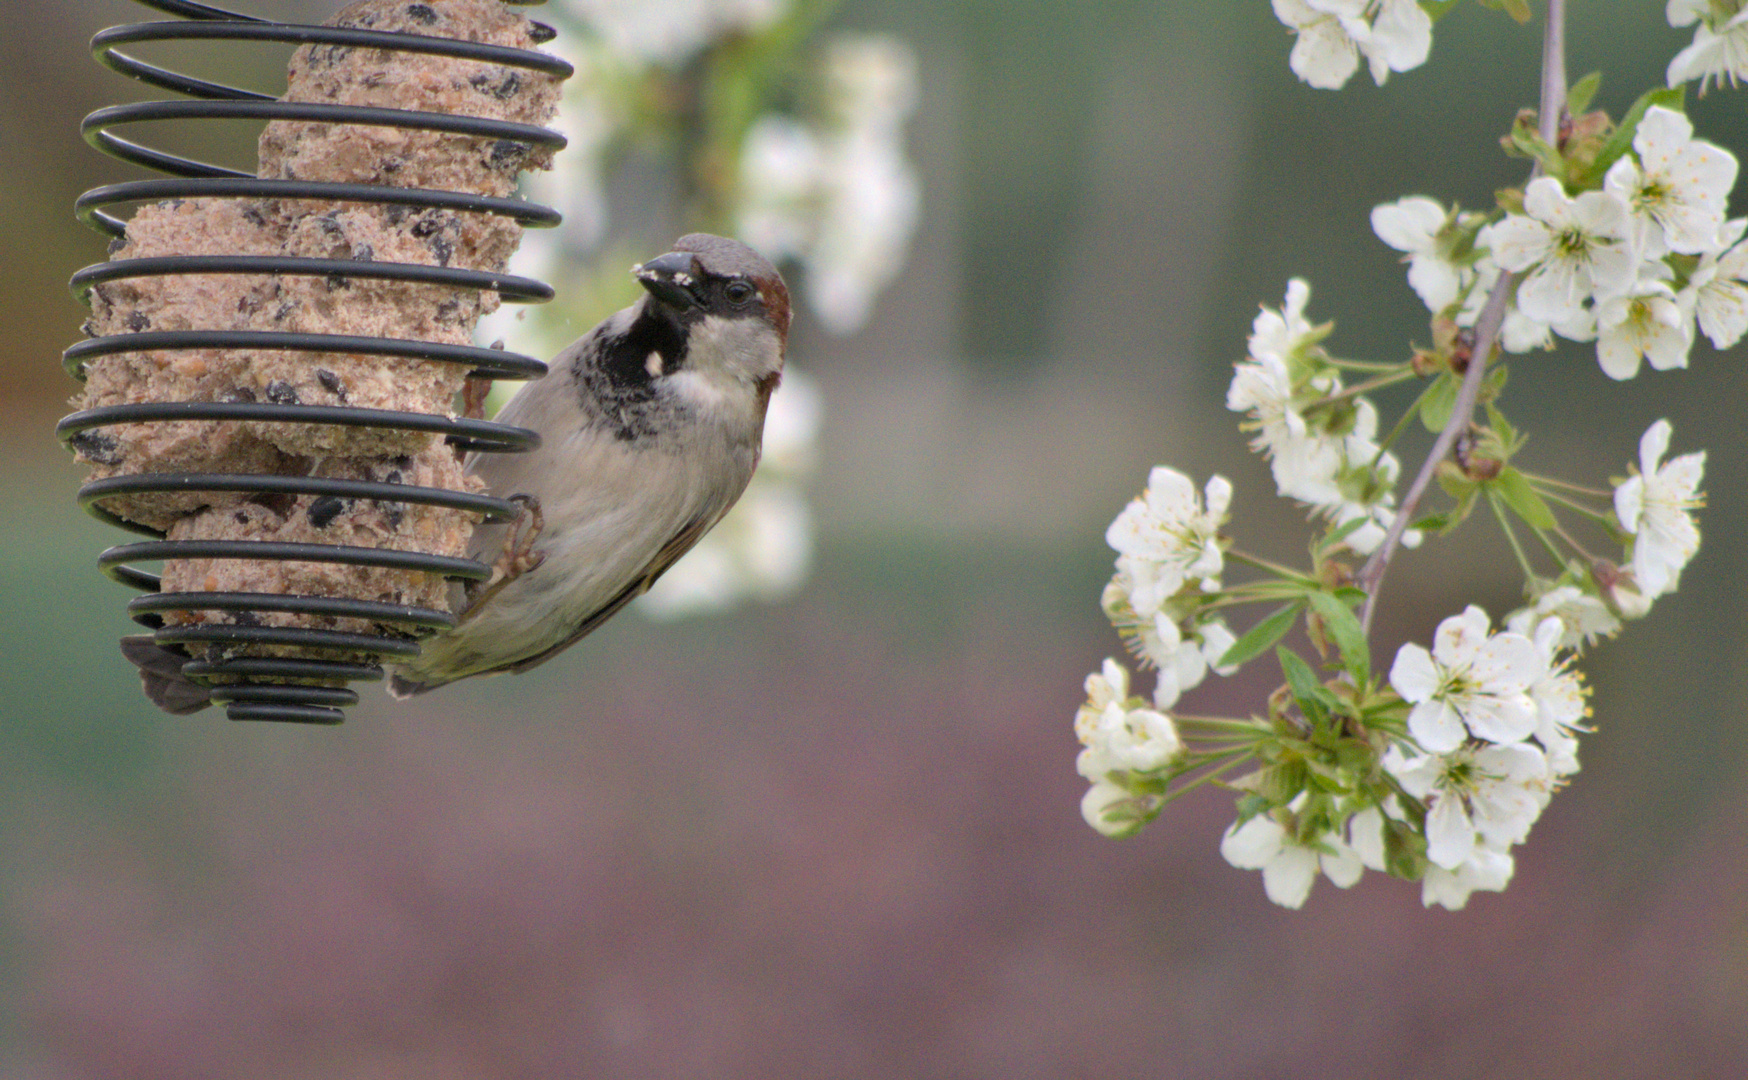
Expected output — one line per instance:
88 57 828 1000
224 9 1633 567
62 0 572 724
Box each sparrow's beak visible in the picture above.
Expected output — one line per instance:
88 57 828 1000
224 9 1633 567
633 251 705 310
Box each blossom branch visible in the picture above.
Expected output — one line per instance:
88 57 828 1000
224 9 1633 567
1357 0 1568 635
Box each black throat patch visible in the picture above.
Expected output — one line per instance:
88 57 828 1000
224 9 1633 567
575 304 690 442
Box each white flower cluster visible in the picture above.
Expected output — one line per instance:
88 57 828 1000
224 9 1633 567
737 36 921 335
1076 660 1178 838
1667 0 1748 91
1222 602 1587 911
1218 415 1705 910
1078 468 1240 836
1377 107 1747 378
1377 604 1585 909
1228 280 1420 554
1613 418 1706 610
1272 0 1432 90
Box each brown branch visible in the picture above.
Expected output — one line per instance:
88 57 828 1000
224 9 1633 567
1357 0 1568 635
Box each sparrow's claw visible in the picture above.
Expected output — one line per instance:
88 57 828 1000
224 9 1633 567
459 494 546 624
455 377 493 462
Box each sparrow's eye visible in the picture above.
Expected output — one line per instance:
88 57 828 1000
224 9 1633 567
724 280 755 306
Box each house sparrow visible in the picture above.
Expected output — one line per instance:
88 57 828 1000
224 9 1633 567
123 233 790 711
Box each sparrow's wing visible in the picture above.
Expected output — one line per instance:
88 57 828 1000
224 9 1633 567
497 509 720 677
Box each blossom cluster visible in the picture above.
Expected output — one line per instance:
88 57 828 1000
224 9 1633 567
1227 281 1419 554
1078 468 1239 837
1078 412 1704 909
1077 2 1719 905
1375 107 1748 381
1223 595 1601 910
737 36 922 336
1668 0 1748 91
1271 0 1432 90
1278 2 1748 96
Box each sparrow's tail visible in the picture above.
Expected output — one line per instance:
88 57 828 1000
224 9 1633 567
118 636 214 715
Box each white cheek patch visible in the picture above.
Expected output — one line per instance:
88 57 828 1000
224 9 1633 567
645 351 664 377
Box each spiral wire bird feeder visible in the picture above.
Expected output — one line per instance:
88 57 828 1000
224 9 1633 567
59 0 571 723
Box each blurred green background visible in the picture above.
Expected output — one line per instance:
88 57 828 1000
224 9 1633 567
4 2 1747 1077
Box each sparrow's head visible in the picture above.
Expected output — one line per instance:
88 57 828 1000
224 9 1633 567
632 233 790 400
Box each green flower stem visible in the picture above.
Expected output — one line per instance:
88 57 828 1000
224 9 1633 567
1488 489 1540 581
1325 357 1414 373
1159 749 1256 805
1530 517 1568 566
1174 714 1272 735
1534 484 1613 523
1302 367 1420 412
1224 549 1318 584
1530 474 1613 499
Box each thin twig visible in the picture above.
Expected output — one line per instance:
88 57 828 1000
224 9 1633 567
1357 0 1567 635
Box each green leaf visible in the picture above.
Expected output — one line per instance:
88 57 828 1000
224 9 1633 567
1277 647 1332 723
1567 71 1602 118
1306 591 1371 688
1419 371 1458 432
1485 401 1518 452
1575 85 1686 188
1492 466 1557 530
1422 0 1464 20
1218 603 1302 670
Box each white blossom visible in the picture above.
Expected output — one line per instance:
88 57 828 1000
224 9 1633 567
1080 780 1162 838
1246 278 1323 363
1667 8 1748 91
1594 273 1694 381
1220 808 1363 909
1361 0 1433 85
1483 177 1637 324
1074 658 1183 782
1322 406 1420 553
1683 218 1748 348
1614 419 1706 598
1603 106 1738 257
1507 585 1620 652
1421 844 1514 910
1668 0 1710 27
1386 742 1551 871
1346 803 1391 872
1520 617 1590 777
1389 605 1541 752
1105 468 1230 613
1373 196 1464 310
1273 0 1431 91
1227 353 1344 504
1273 0 1369 90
